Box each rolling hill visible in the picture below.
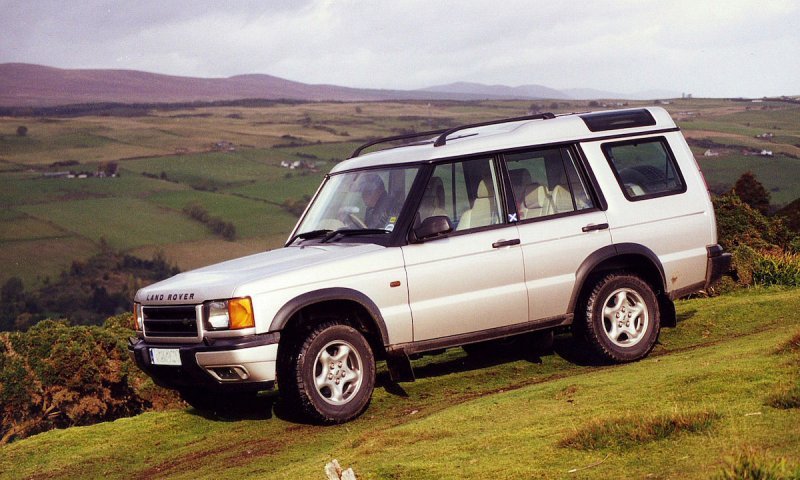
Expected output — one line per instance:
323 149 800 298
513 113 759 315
0 63 680 107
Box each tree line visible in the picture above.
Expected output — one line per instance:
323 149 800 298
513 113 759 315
0 243 179 332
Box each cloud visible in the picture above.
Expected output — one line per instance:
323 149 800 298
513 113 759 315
1 0 797 97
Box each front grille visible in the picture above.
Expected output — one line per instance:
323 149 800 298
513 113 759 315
143 305 199 338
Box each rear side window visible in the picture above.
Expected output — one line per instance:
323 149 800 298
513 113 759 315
602 137 686 200
505 147 594 220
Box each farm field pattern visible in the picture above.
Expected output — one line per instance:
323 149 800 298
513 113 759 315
1 98 798 288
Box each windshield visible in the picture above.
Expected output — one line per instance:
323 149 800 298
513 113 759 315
292 165 421 241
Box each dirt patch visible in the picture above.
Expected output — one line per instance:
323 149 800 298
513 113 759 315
133 437 286 479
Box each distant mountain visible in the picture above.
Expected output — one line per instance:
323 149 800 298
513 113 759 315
0 63 679 107
421 81 570 100
562 87 681 101
0 63 390 106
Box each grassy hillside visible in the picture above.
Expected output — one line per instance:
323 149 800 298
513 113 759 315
1 287 799 479
1 98 799 289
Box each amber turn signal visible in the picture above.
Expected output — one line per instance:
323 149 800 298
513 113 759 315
228 297 255 330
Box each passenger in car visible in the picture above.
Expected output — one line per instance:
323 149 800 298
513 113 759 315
359 174 395 229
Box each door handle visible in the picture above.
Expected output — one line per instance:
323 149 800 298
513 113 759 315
492 238 521 248
582 223 609 232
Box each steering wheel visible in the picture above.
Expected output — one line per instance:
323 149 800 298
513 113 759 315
347 213 367 229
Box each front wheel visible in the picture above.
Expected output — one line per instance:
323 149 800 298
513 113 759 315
278 322 375 423
579 273 660 363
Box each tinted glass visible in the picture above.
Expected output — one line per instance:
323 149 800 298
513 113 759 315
297 165 420 234
505 147 594 220
418 157 503 231
603 138 685 199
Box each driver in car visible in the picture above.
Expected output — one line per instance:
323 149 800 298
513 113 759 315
359 174 395 229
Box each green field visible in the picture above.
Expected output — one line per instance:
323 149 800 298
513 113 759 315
1 287 799 479
147 190 298 238
1 98 799 287
698 154 800 206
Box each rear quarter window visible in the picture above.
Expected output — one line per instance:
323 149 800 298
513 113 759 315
602 137 686 200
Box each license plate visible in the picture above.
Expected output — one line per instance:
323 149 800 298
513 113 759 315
150 348 182 366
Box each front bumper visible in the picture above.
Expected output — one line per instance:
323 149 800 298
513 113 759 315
128 332 280 392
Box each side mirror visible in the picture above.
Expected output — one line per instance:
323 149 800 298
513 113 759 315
411 215 453 242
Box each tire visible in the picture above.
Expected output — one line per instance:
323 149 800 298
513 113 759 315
579 273 660 363
278 322 375 423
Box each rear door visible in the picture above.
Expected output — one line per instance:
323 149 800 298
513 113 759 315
402 156 528 341
589 133 713 292
505 146 613 321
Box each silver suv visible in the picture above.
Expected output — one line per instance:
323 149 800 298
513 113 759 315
131 107 731 423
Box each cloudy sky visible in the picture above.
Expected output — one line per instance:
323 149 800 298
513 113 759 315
1 0 797 97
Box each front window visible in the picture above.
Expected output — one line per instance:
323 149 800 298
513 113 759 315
292 165 421 242
416 157 503 231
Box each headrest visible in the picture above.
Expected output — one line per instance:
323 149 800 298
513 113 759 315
476 179 493 198
523 183 545 208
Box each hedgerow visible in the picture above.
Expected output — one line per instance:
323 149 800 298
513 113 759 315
0 315 179 444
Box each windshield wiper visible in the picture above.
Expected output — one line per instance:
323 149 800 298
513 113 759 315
320 228 390 243
287 229 332 245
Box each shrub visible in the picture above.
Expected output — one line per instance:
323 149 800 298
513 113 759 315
713 194 794 253
734 245 800 288
767 383 800 410
182 203 236 241
753 251 800 287
776 198 800 234
734 171 771 215
558 411 720 450
0 316 180 444
716 450 800 480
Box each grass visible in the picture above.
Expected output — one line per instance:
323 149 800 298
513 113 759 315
1 287 800 479
18 197 209 250
697 154 800 206
0 214 65 242
716 450 800 480
766 329 800 410
147 190 299 238
119 150 291 189
558 411 721 450
129 235 288 273
0 236 97 287
226 173 326 204
0 172 189 207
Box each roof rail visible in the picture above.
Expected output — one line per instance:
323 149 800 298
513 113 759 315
433 112 555 147
349 128 448 158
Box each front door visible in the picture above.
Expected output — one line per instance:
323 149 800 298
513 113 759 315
402 157 528 341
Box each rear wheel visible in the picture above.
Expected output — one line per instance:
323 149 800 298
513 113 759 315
278 322 375 423
580 273 660 363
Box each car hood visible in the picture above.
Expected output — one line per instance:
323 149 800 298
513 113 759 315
134 243 385 305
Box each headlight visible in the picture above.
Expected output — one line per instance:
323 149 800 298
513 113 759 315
207 301 230 329
205 297 255 330
133 303 143 331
